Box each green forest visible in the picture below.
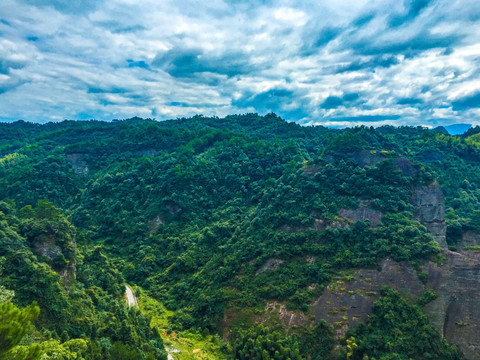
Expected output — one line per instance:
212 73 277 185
1 113 480 359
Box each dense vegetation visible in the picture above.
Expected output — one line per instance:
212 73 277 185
1 114 480 359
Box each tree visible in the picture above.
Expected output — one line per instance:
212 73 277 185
346 337 358 359
0 301 41 360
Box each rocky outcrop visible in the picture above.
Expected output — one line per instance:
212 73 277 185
33 238 76 287
256 258 284 276
311 258 424 337
280 217 352 232
133 149 158 157
457 231 480 249
423 251 480 360
309 252 480 359
147 215 165 233
311 218 351 231
66 153 89 175
166 203 181 215
350 150 386 168
394 157 417 177
264 302 310 327
281 200 383 232
412 181 447 248
33 239 62 260
302 164 323 177
339 200 383 227
420 150 443 162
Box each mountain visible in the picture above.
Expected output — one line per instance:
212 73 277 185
1 114 480 359
444 123 472 135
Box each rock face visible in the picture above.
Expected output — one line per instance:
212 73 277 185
32 238 76 287
423 251 480 360
133 149 158 157
66 153 89 175
256 258 284 276
412 181 447 248
339 200 383 227
264 302 309 327
350 150 386 168
147 215 165 233
310 258 425 337
311 218 351 231
275 158 480 357
457 231 480 249
309 252 480 360
421 150 443 162
394 157 417 177
33 239 62 260
302 164 323 177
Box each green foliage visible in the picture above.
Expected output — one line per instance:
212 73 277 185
37 339 88 360
3 114 480 359
294 320 334 360
231 324 301 360
0 200 167 360
346 337 358 358
0 301 41 360
418 289 437 306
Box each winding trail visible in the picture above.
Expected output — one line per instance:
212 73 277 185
125 285 139 308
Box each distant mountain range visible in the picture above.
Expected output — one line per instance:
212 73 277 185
444 123 472 135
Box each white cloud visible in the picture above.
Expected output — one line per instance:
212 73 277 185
0 0 479 126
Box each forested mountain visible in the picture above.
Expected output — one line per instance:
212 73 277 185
1 114 480 359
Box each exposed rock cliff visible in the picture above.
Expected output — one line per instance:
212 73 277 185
66 153 89 175
310 258 424 337
423 250 480 360
457 230 480 248
412 181 447 248
270 159 476 356
305 251 480 360
32 237 77 287
339 200 383 227
264 301 310 327
256 258 284 276
350 150 386 168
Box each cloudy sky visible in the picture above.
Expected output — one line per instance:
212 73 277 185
1 0 480 127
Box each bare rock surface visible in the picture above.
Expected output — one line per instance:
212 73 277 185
264 302 310 328
33 239 76 287
33 239 62 260
412 181 447 248
458 231 480 248
310 253 480 359
339 200 383 227
423 251 480 359
350 150 386 168
311 258 424 337
147 215 165 233
256 258 284 276
394 157 417 177
66 153 89 175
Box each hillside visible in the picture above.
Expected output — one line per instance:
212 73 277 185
2 114 480 359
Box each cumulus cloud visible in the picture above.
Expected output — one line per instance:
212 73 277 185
0 0 479 126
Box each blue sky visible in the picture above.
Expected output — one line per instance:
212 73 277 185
0 0 480 127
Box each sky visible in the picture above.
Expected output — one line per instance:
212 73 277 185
0 0 480 127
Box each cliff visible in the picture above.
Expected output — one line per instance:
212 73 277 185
260 250 480 359
412 181 447 248
262 180 479 358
